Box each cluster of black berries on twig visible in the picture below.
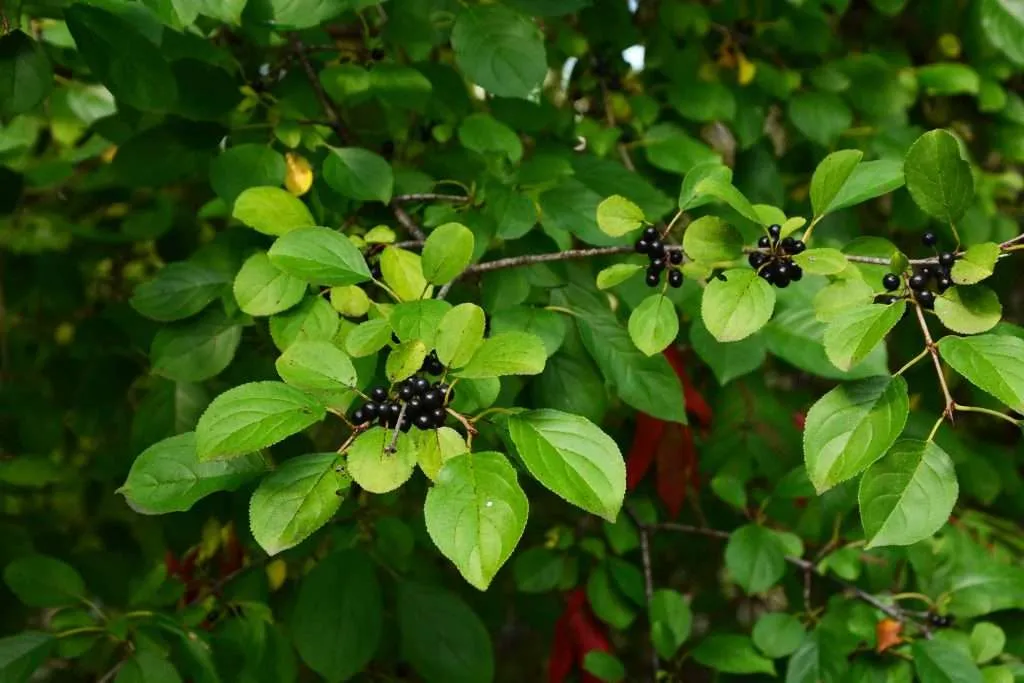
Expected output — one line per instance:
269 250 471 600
875 232 957 309
927 612 954 628
747 224 805 288
352 380 454 432
421 350 444 375
635 227 684 289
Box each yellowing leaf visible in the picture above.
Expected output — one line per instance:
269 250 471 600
285 152 314 196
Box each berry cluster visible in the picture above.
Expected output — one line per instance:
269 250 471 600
634 227 684 288
351 380 454 432
421 350 444 375
747 224 805 288
927 612 955 628
875 232 957 309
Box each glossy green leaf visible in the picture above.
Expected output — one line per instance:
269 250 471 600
435 304 487 368
131 262 228 322
970 623 1005 664
120 432 266 515
678 162 733 211
0 632 54 683
380 247 430 302
980 0 1024 66
753 613 805 659
458 113 523 162
415 427 469 482
390 299 452 347
938 334 1024 412
268 227 372 286
421 223 474 285
810 149 864 218
913 639 983 683
767 306 890 380
346 427 417 494
701 268 776 342
450 5 546 99
233 251 308 317
425 452 528 590
789 91 853 146
804 376 909 493
792 248 849 275
508 409 625 521
725 524 787 594
596 195 645 237
209 144 286 207
323 147 394 203
905 130 974 223
269 296 340 351
859 440 958 548
345 318 394 358
386 340 428 382
813 278 876 323
196 381 326 461
456 332 546 379
682 216 744 263
693 178 762 224
692 635 776 676
827 160 905 213
597 263 643 290
0 32 53 119
3 555 85 608
233 187 315 236
250 452 347 555
951 243 1001 285
824 302 905 371
917 63 980 96
276 340 358 392
935 286 1002 334
627 294 678 357
650 589 692 660
151 310 242 383
689 318 766 385
490 306 566 357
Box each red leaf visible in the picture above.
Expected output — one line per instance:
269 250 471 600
548 611 575 683
655 425 698 518
662 346 713 427
548 589 612 683
793 411 806 431
627 413 666 490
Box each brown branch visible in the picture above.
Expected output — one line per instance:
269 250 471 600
386 403 408 453
913 301 955 422
627 508 659 683
393 193 470 204
392 204 426 241
288 36 350 145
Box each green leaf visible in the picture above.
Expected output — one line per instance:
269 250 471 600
269 296 340 351
330 285 371 318
120 433 266 515
346 427 417 494
905 130 974 223
810 149 864 218
508 409 625 521
415 427 469 482
451 5 546 99
791 248 850 275
753 613 805 659
597 263 643 290
386 340 429 382
276 340 357 393
435 304 487 368
397 582 494 683
458 113 523 162
970 623 1005 664
196 381 326 461
131 262 228 322
935 286 1002 335
701 268 776 342
938 334 1024 412
587 564 635 628
115 651 182 683
859 440 958 548
233 251 307 317
268 227 372 287
381 247 430 302
390 299 452 347
692 635 776 676
951 243 1001 285
627 294 679 356
682 216 744 263
767 307 889 380
786 632 845 683
789 91 853 146
824 302 905 371
64 5 176 111
421 223 474 285
0 632 54 683
724 524 787 594
456 332 547 379
532 352 609 425
425 452 528 590
151 310 242 383
980 0 1024 67
678 162 733 211
582 651 626 683
670 81 736 122
233 187 315 236
250 452 346 555
814 278 876 323
827 160 905 213
913 639 984 683
209 144 286 207
804 376 910 493
490 306 567 357
291 551 381 682
558 284 685 423
693 178 762 225
917 63 981 96
596 195 645 237
650 590 692 660
645 123 721 175
0 31 53 119
689 318 766 385
345 318 394 358
323 148 394 203
3 555 85 607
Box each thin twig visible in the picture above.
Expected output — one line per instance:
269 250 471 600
392 204 426 241
393 193 470 203
627 508 659 683
463 245 644 275
913 302 955 422
288 36 350 144
386 403 408 453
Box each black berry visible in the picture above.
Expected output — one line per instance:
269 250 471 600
415 414 433 430
757 235 771 249
642 227 658 241
774 263 790 280
874 294 897 305
781 236 796 252
939 252 956 267
669 250 683 265
789 240 806 254
758 268 775 283
917 290 935 308
882 274 900 291
363 402 379 419
398 383 414 401
352 408 366 424
768 224 781 239
645 270 660 287
668 270 683 288
922 232 938 247
635 239 650 254
789 264 803 282
909 274 927 291
937 276 952 292
432 408 447 424
413 377 429 393
371 387 388 402
422 389 441 408
648 239 665 256
749 252 767 269
650 258 666 271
